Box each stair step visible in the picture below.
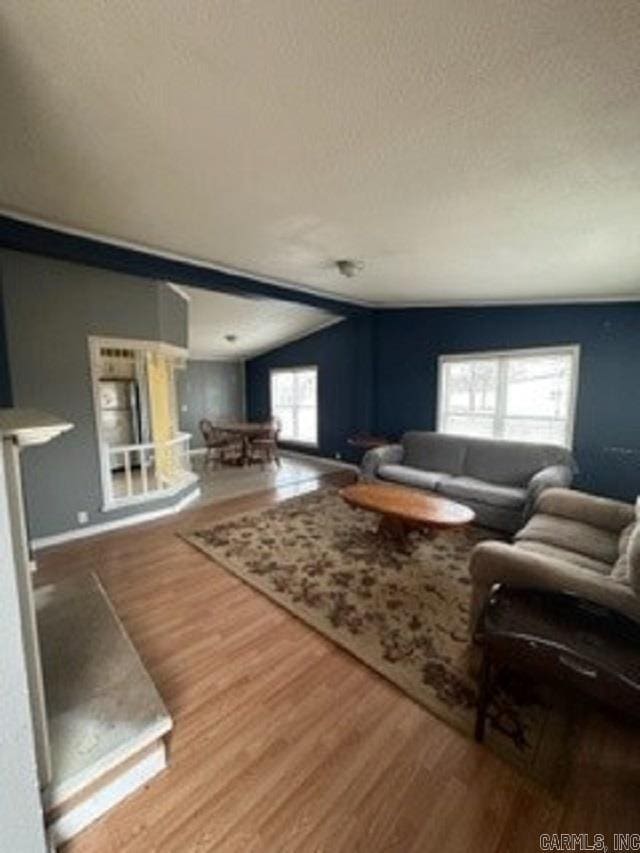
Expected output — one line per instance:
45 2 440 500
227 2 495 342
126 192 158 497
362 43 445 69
35 573 173 842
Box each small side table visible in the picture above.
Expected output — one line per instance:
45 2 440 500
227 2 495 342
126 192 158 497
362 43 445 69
474 586 640 743
347 433 391 451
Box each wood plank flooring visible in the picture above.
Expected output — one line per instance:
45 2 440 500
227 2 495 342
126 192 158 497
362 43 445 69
35 473 640 852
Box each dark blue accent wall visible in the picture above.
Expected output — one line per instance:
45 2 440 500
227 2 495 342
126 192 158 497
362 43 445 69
375 303 640 501
246 302 640 502
246 316 374 463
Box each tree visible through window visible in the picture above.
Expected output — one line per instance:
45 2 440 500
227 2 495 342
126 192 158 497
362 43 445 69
270 367 318 445
438 347 579 447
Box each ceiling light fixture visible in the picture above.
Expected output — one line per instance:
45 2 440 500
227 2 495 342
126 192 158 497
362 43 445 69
335 259 364 278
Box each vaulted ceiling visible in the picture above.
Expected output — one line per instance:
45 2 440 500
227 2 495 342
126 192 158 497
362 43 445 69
1 2 639 305
182 286 338 360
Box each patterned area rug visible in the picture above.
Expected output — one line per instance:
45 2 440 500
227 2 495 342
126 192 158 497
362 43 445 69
184 488 573 784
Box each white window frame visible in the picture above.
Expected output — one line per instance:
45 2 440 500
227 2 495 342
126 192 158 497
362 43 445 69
436 345 580 448
269 365 319 447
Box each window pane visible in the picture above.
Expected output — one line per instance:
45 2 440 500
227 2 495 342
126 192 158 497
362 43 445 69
297 407 318 444
271 372 294 406
440 348 577 446
273 406 295 440
443 414 495 438
505 355 571 419
271 367 318 444
502 417 567 445
445 360 498 414
296 370 317 406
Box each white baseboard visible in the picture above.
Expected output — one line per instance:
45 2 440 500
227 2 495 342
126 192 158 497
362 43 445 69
190 445 357 472
47 742 167 846
31 486 201 551
102 471 199 513
281 449 358 473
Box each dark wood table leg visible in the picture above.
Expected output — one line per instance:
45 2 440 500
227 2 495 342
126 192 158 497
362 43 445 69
378 514 408 545
475 650 492 743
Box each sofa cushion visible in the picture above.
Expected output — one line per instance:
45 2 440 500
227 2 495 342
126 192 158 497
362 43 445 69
440 476 525 509
515 540 612 576
401 432 466 475
463 437 572 487
377 464 446 492
516 513 619 565
537 489 635 533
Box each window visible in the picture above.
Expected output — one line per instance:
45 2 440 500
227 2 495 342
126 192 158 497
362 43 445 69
437 346 579 447
270 366 318 445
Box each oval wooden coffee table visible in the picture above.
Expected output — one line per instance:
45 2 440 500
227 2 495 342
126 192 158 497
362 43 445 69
339 482 475 545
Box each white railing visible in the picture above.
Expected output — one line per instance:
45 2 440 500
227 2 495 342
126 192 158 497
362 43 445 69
106 432 194 505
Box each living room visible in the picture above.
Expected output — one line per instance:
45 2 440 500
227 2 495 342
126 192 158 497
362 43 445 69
1 3 639 852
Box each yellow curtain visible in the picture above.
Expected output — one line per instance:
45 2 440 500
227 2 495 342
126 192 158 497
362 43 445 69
147 352 176 483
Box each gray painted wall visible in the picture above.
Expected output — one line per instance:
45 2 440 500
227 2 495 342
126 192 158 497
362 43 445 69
178 360 245 448
0 249 190 538
158 284 189 349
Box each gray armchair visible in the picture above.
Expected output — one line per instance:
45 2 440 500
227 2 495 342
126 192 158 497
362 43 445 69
523 463 574 518
469 488 640 635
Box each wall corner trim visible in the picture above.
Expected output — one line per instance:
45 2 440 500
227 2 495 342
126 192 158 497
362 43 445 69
165 282 191 303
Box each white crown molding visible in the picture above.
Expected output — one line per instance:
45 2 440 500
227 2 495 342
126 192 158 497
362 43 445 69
378 294 640 309
3 209 639 310
0 208 366 309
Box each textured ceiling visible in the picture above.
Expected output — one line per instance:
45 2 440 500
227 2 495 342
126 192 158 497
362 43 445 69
182 286 337 360
1 1 640 305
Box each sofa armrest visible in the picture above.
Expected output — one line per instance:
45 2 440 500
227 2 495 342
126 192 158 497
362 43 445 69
468 540 640 636
360 444 403 481
535 487 635 533
524 465 573 519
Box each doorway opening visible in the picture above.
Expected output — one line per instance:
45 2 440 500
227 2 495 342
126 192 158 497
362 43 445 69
89 336 197 509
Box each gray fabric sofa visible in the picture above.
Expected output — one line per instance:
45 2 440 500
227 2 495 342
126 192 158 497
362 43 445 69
468 488 640 634
361 431 575 533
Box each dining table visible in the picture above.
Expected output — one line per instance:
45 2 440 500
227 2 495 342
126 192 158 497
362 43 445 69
212 421 272 465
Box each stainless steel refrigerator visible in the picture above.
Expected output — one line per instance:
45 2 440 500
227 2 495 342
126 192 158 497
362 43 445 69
99 379 141 470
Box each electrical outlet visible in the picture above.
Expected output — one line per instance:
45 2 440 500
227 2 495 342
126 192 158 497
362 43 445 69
77 511 89 525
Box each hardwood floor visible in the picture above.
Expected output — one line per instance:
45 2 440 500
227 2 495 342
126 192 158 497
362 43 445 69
36 472 640 852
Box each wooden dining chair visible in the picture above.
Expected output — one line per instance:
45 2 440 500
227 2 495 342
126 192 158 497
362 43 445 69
247 418 281 469
199 419 243 468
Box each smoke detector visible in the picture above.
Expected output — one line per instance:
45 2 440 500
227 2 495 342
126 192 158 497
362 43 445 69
335 259 364 278
224 334 238 343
